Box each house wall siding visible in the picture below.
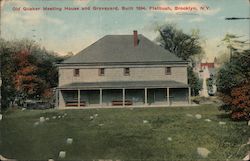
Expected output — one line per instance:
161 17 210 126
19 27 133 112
59 66 188 86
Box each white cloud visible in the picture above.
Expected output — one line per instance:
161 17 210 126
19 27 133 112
202 37 225 61
2 0 63 26
49 34 98 55
201 7 221 16
1 0 30 9
42 16 64 25
73 0 91 6
189 17 205 22
165 15 183 22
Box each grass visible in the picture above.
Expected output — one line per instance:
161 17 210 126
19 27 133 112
0 104 249 161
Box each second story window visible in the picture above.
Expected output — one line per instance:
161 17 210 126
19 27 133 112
165 67 171 75
124 68 130 76
74 69 80 77
99 68 105 76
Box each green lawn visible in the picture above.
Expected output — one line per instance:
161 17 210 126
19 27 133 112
0 104 249 161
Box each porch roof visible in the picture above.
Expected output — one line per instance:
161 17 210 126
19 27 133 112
58 81 189 90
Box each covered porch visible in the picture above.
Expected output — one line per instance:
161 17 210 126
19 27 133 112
56 81 191 108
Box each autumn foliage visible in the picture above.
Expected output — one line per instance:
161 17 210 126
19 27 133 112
1 39 64 109
14 50 41 96
219 83 250 120
217 50 250 121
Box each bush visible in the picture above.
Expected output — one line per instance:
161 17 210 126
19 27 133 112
231 83 250 120
217 50 250 120
188 66 202 96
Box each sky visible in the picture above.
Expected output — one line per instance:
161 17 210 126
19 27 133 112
1 0 250 61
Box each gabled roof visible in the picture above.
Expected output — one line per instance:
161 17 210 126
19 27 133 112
61 34 186 65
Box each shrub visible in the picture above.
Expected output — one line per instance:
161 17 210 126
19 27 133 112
217 50 250 121
230 83 250 120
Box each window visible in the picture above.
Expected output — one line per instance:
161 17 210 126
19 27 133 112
165 67 171 75
99 68 105 76
124 68 130 76
74 69 80 77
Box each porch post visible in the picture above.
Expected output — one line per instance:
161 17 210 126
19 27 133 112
167 87 170 106
144 88 148 106
188 87 191 104
78 89 80 107
55 89 58 108
58 90 64 108
100 88 103 107
122 88 125 107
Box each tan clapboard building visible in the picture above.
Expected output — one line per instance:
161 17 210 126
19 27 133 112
56 31 191 108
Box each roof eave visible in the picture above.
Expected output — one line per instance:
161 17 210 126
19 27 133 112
57 61 189 67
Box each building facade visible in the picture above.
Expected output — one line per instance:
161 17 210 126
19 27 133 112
56 31 191 108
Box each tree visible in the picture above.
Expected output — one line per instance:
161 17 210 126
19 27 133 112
14 50 45 99
230 82 250 120
217 50 250 93
0 40 17 110
0 38 64 110
156 24 203 62
218 33 249 62
188 66 202 96
217 49 250 120
156 24 204 96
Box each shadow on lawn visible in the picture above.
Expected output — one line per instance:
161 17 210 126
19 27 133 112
216 113 231 119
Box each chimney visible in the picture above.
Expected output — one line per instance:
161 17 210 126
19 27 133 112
133 30 138 47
